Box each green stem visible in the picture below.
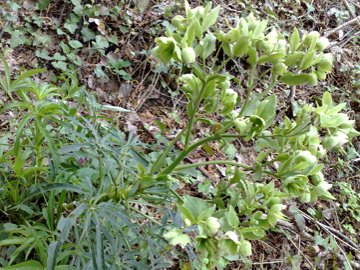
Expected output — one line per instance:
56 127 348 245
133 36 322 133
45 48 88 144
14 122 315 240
184 112 196 149
157 133 221 176
150 129 185 175
215 58 231 74
174 160 252 171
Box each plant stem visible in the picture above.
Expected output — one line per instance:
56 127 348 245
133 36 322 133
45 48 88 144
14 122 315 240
158 133 221 176
184 112 196 149
174 160 252 171
150 129 185 175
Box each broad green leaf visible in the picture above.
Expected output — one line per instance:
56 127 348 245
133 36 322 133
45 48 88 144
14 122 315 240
299 50 315 70
202 5 220 31
256 95 276 128
280 72 313 86
285 52 304 67
247 47 257 65
226 206 239 228
200 33 216 59
36 49 53 60
81 27 96 41
53 53 66 61
252 20 267 39
233 36 249 57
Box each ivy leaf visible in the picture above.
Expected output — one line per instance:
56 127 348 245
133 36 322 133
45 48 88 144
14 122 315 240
81 27 96 42
69 40 83 49
64 21 78 34
53 53 66 61
52 61 67 71
36 49 53 60
9 30 27 48
37 0 49 11
93 35 109 49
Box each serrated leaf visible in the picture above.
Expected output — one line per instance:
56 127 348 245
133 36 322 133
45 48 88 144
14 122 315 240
289 28 300 52
233 36 249 57
252 20 267 39
202 5 220 31
299 50 315 70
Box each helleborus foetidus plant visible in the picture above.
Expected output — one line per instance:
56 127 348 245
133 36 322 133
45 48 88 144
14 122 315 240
150 1 358 269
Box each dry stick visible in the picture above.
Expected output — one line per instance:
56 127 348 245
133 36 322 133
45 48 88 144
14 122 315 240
324 15 360 38
277 220 360 269
299 210 360 252
342 0 360 25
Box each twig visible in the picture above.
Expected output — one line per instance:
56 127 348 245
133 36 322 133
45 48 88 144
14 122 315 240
342 0 360 24
324 15 360 38
277 220 360 269
300 210 360 252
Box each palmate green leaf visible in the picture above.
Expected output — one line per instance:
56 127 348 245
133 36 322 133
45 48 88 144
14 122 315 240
197 33 216 59
202 5 220 31
252 20 267 39
233 36 249 57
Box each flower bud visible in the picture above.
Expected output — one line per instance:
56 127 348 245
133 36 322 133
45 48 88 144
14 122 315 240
203 217 221 236
239 240 252 257
311 172 324 185
318 53 333 73
234 118 251 134
273 62 288 75
181 47 196 64
308 72 318 86
303 31 320 47
316 37 330 51
322 131 348 150
172 15 186 32
295 150 317 164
